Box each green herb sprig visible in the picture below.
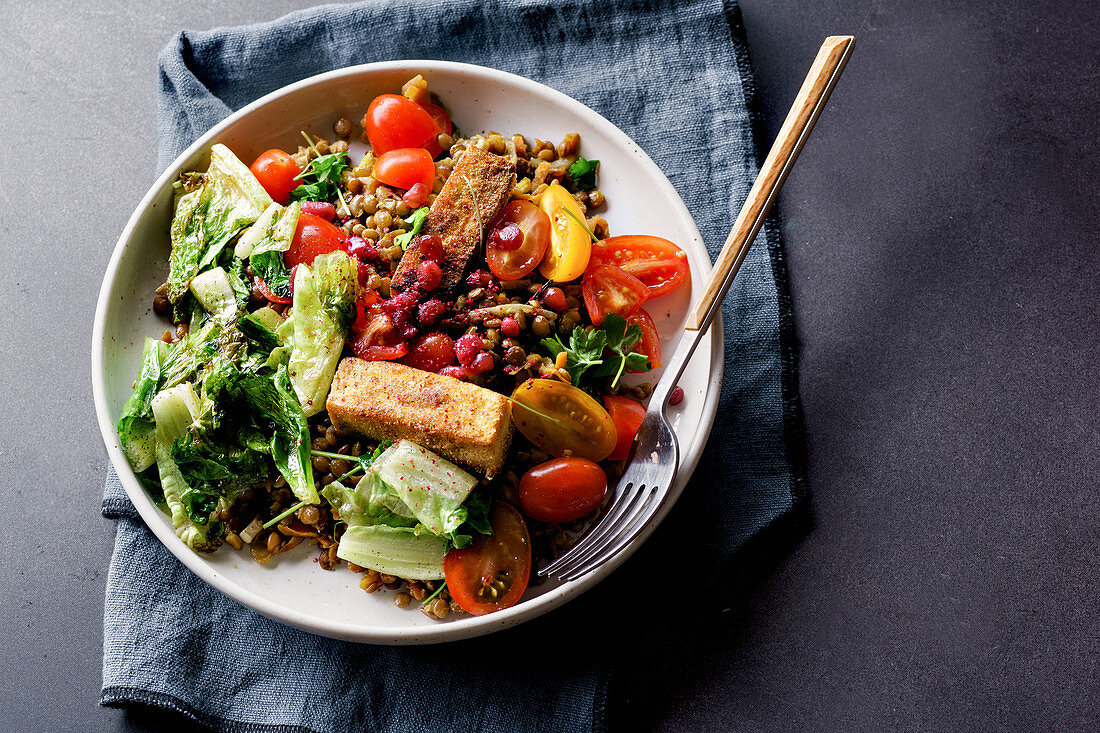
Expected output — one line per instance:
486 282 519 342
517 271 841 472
288 137 350 208
540 313 650 388
394 207 430 250
567 157 600 191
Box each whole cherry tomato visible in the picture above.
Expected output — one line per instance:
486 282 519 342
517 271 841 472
603 395 646 460
362 94 441 156
373 147 435 192
445 502 531 615
581 264 649 326
249 148 301 204
518 458 608 523
419 101 452 158
590 235 690 298
401 332 456 372
486 201 551 280
284 212 348 268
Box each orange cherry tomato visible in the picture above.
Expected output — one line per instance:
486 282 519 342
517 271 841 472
510 378 617 461
581 264 649 326
603 396 646 460
362 94 441 156
373 148 436 192
249 148 301 204
284 212 348 268
519 458 608 523
486 201 551 280
589 235 690 298
445 502 531 615
627 309 662 371
419 101 452 158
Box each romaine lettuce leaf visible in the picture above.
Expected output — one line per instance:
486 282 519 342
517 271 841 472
117 337 168 472
157 442 222 552
247 201 300 299
371 440 478 536
336 525 446 580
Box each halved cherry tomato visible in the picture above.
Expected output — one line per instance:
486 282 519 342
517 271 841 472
603 396 646 460
537 182 592 282
284 212 348 268
419 101 452 158
445 502 531 615
350 289 408 360
373 148 435 192
627 309 662 371
510 378 617 461
519 458 608 523
249 149 300 204
590 235 690 298
581 265 649 326
486 201 551 280
253 275 292 305
362 94 441 156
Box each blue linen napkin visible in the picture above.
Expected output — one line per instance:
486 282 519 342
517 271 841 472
101 1 808 730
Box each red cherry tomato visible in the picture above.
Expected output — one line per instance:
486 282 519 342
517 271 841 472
400 332 456 372
350 289 408 361
518 458 608 523
373 148 436 192
363 94 441 156
248 149 301 204
603 396 646 461
419 101 452 158
627 309 662 371
590 235 690 298
445 502 531 615
284 212 348 268
253 275 292 305
581 265 649 326
486 201 551 280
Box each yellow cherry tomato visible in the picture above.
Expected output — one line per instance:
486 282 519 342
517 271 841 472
537 182 592 282
510 378 617 461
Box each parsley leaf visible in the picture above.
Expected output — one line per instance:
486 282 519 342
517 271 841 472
540 312 650 388
394 207 430 250
567 157 600 191
288 152 349 204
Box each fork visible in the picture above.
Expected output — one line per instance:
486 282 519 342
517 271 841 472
539 35 855 582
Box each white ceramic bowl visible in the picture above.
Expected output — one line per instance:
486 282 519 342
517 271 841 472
93 61 723 644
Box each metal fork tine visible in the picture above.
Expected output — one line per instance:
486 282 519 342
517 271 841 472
558 487 665 581
554 483 661 580
539 482 642 577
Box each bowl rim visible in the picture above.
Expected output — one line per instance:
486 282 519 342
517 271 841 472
92 59 724 644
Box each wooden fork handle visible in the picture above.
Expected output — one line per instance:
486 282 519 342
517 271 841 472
685 35 854 331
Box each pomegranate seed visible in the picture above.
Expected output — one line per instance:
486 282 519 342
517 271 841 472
542 287 567 312
417 260 443 291
439 365 467 380
300 201 336 220
381 289 418 316
454 334 483 367
355 259 373 285
669 385 685 405
347 236 377 260
398 324 419 339
465 269 493 287
501 317 520 338
489 223 523 252
417 299 447 325
403 183 430 208
414 234 444 264
467 351 494 375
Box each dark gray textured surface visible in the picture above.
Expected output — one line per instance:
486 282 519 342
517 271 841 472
1 1 1096 731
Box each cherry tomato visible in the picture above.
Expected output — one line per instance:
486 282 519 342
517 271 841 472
603 396 646 460
419 101 452 158
284 212 348 268
248 149 301 204
627 309 662 370
253 275 291 305
350 290 408 361
486 201 551 280
518 458 608 523
373 148 435 192
445 502 531 615
510 378 617 461
400 332 456 372
581 265 649 326
362 94 441 156
537 182 592 282
590 235 690 298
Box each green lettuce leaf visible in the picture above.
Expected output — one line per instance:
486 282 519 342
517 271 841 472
117 337 168 472
157 442 222 552
247 202 301 299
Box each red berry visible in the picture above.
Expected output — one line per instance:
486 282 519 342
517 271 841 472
501 317 520 338
454 334 483 367
300 201 336 220
417 299 447 325
381 289 418 316
417 260 443 291
401 333 456 372
439 365 467 380
489 223 523 252
355 259 373 285
542 287 567 312
403 183 430 208
467 351 494 375
669 385 685 405
414 234 444 264
347 236 377 260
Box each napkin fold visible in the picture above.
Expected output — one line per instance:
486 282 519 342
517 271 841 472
102 1 808 730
